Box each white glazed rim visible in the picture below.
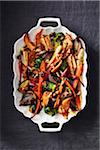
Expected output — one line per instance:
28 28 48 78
13 17 88 132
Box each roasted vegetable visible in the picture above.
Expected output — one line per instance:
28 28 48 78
17 31 84 118
36 29 43 45
20 91 36 106
34 57 42 69
47 45 62 67
42 91 52 106
60 60 68 71
44 106 57 116
48 82 56 92
24 34 35 51
18 80 29 93
23 51 28 66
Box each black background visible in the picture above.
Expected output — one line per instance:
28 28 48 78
1 1 99 150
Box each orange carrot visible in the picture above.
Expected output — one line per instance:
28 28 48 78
76 96 81 110
38 76 44 99
73 63 83 89
51 60 62 73
40 60 46 71
24 33 35 51
54 95 60 108
36 29 43 45
37 60 46 99
31 99 40 118
64 79 76 97
44 35 52 50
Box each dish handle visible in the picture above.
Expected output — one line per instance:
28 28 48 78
37 17 61 28
38 121 63 132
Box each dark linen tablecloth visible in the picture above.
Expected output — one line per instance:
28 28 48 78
0 1 99 150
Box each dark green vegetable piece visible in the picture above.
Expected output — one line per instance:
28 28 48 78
29 104 36 113
44 106 58 116
60 60 68 71
34 58 42 69
42 82 56 92
44 107 51 114
42 84 47 91
48 82 56 92
51 32 65 46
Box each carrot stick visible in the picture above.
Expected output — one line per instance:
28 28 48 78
36 29 43 45
76 96 81 110
64 79 76 97
31 99 40 118
54 95 60 108
40 60 46 71
51 60 62 73
24 33 35 51
73 63 83 89
37 60 46 99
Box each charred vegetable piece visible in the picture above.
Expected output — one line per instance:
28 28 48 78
31 99 41 118
41 36 48 51
76 96 81 110
73 62 83 89
52 32 65 43
48 82 56 92
77 48 84 65
58 97 71 118
23 51 28 66
64 79 76 97
37 61 46 99
24 34 35 51
18 58 22 82
44 106 57 116
34 58 42 69
51 60 62 73
36 29 43 45
54 79 65 108
74 38 81 51
29 104 36 113
60 60 68 71
42 91 52 107
62 34 73 50
28 51 35 67
18 80 29 93
47 45 62 67
48 74 57 84
20 91 36 106
44 35 52 50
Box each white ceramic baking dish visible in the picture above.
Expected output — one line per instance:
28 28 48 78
13 17 87 132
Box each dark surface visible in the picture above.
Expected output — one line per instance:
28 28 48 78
0 1 99 150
